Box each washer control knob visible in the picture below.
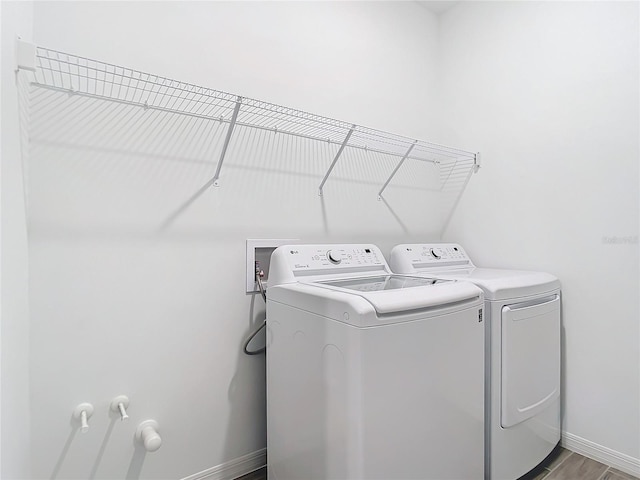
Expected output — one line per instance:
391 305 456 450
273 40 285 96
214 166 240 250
430 248 443 259
327 250 342 264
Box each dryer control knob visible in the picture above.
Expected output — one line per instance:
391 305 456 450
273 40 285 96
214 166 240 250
430 248 443 259
327 250 342 264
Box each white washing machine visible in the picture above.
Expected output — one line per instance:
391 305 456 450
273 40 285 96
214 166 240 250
390 243 561 480
266 244 485 480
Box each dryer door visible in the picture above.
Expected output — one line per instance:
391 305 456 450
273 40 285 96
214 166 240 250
501 295 560 428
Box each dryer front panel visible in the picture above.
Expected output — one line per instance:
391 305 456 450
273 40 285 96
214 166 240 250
500 295 561 428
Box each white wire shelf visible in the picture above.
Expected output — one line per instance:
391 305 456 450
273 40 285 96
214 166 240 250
18 42 479 231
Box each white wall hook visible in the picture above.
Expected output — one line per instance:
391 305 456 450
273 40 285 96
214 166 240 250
110 395 130 421
136 420 162 452
73 403 94 433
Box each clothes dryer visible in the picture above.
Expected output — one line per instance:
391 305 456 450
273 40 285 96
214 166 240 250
390 243 561 480
266 244 485 480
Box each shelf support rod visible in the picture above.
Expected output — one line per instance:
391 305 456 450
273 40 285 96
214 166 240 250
377 141 417 199
211 96 242 187
318 125 355 196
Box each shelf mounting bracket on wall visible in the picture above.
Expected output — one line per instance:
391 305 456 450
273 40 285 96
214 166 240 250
318 125 356 196
377 140 418 199
210 95 242 187
15 38 37 72
473 152 481 173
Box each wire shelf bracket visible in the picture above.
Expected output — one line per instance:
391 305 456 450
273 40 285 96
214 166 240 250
210 95 242 187
377 140 418 200
318 125 355 196
473 152 481 172
16 37 37 72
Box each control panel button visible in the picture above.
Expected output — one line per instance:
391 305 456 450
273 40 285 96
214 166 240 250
327 250 342 264
430 247 443 259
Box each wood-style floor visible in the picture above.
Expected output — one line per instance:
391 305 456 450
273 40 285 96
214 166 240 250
236 467 266 480
236 447 640 480
520 446 638 480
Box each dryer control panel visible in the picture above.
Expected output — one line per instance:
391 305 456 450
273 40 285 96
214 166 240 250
269 244 389 285
390 243 474 273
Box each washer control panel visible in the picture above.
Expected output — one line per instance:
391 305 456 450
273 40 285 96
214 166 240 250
268 244 390 286
288 245 384 270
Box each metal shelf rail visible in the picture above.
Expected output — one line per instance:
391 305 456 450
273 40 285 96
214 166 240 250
16 41 480 228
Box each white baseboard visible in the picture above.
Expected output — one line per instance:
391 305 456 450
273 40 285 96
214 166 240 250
178 437 639 480
181 448 266 480
561 432 640 477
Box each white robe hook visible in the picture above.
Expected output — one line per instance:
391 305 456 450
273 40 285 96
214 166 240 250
136 420 162 452
110 395 130 421
72 403 94 433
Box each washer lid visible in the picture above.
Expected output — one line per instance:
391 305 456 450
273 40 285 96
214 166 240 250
307 275 481 315
429 268 560 301
317 275 449 292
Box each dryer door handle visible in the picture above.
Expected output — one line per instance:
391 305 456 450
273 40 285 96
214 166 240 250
504 294 559 318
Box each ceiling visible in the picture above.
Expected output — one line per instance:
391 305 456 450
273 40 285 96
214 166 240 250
416 1 460 15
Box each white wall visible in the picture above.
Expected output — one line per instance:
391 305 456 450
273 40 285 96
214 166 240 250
1 1 34 478
439 0 639 466
32 0 441 141
24 2 441 478
10 2 638 478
